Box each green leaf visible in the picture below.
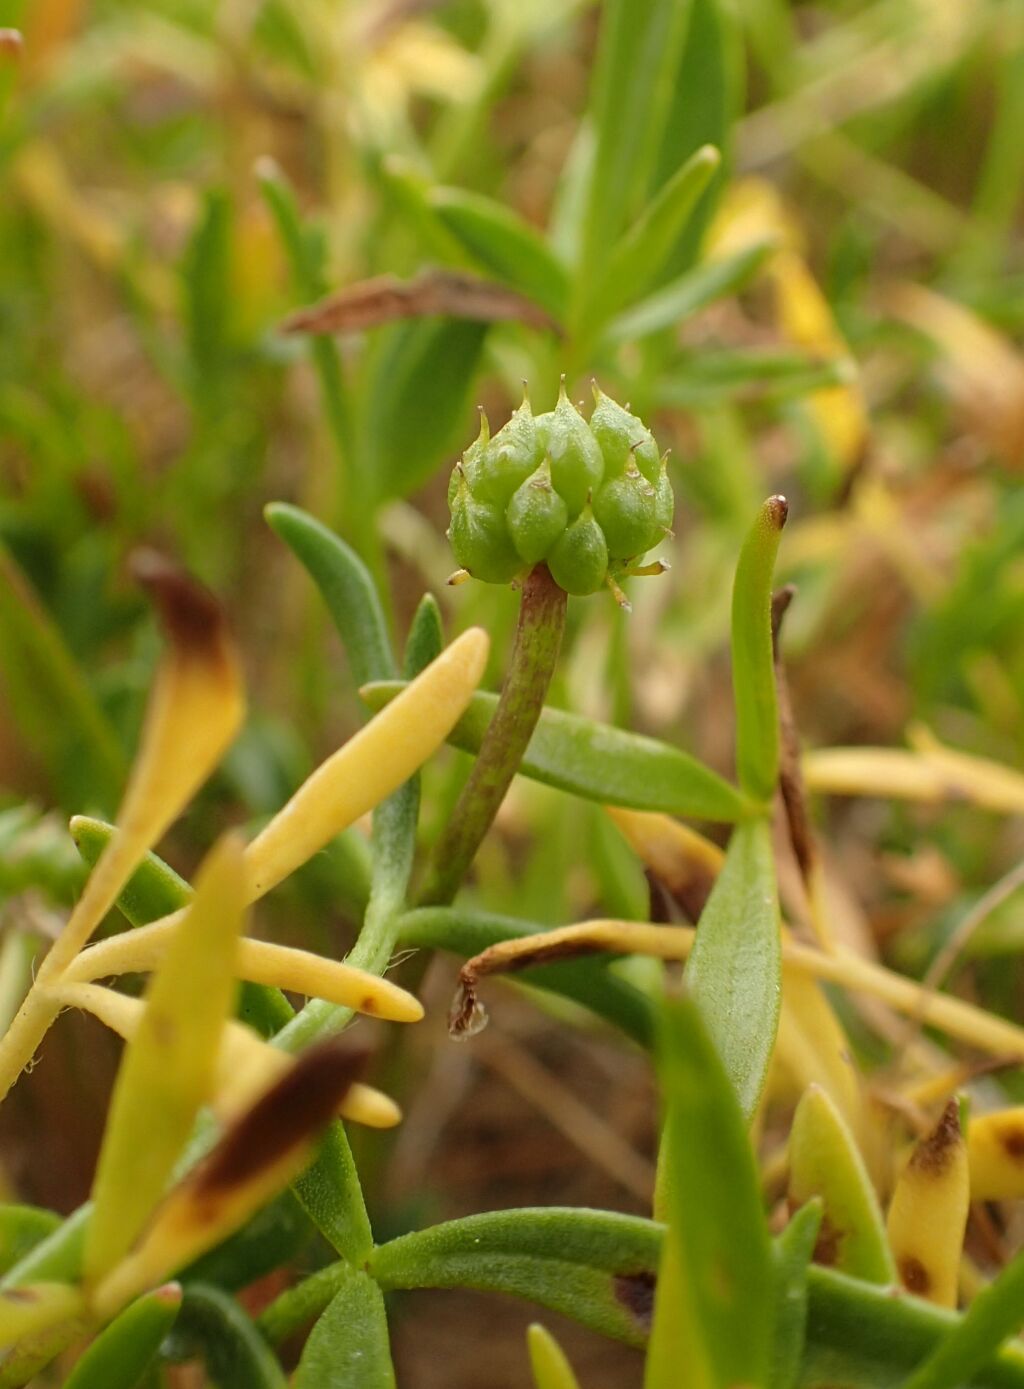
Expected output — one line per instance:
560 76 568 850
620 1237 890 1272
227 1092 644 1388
578 0 694 286
258 1262 349 1347
602 240 774 346
360 684 747 822
684 818 780 1117
84 835 250 1281
165 1284 286 1389
585 144 720 329
650 0 743 274
788 1086 894 1285
364 318 487 502
429 188 570 320
397 906 655 1047
647 995 773 1389
183 189 232 405
772 1200 823 1389
655 348 855 408
0 544 125 814
183 1191 310 1293
0 1207 61 1280
0 1206 89 1291
901 1243 1024 1389
731 494 788 803
370 1209 662 1348
804 1265 1024 1389
70 815 293 1038
293 1267 395 1389
265 503 395 689
63 1284 182 1389
289 1124 374 1267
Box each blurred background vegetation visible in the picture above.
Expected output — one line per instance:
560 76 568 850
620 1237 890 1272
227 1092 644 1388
0 0 1023 1382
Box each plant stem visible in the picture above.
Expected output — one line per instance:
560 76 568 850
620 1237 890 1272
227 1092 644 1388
420 565 567 906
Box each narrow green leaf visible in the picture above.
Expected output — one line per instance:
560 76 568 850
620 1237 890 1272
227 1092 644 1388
528 1323 582 1389
772 1200 823 1389
265 503 394 689
586 144 720 328
0 1206 89 1291
788 1086 894 1285
902 1243 1024 1389
0 1207 61 1280
804 1265 1024 1389
165 1283 286 1389
63 1284 182 1389
70 815 294 1038
731 494 788 803
647 995 773 1389
684 817 781 1117
0 544 125 814
293 1267 395 1389
258 1262 349 1347
655 348 855 408
289 1124 374 1266
578 0 694 285
602 240 774 346
183 189 232 403
650 0 743 274
361 684 747 823
84 835 249 1281
183 1191 310 1293
364 318 487 502
429 188 570 320
397 906 655 1047
370 1209 662 1348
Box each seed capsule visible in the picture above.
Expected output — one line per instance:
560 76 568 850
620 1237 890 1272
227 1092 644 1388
507 459 569 565
547 502 608 596
589 386 660 486
448 475 522 584
593 462 657 561
463 397 542 507
540 384 603 518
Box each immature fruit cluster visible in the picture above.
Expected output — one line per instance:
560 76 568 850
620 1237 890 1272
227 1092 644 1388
447 383 673 596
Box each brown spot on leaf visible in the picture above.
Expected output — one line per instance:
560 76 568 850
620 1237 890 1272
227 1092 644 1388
359 994 379 1017
192 1040 368 1197
812 1216 842 1268
899 1255 931 1296
911 1100 962 1176
766 495 789 529
613 1270 656 1331
1000 1125 1024 1160
130 550 230 667
1 1288 38 1304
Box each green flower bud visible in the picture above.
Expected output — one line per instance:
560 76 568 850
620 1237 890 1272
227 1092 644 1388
589 386 660 486
540 383 603 517
448 470 522 584
547 501 608 596
507 458 569 565
593 462 657 561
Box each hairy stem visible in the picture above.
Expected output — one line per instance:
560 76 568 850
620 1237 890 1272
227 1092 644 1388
420 565 567 906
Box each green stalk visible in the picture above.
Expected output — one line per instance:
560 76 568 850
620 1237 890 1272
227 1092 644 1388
419 564 567 906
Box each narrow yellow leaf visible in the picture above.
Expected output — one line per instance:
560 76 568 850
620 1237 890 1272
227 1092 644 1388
245 626 488 897
803 739 1024 813
91 1040 366 1321
0 558 244 1105
64 929 422 1022
887 1101 969 1308
527 1323 582 1389
83 833 249 1284
57 983 401 1132
0 1283 84 1352
966 1108 1024 1201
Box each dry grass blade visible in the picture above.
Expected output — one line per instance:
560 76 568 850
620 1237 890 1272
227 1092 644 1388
280 268 559 336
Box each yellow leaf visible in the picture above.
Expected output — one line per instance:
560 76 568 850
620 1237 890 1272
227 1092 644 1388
527 1323 582 1389
91 1040 366 1321
83 834 248 1284
887 1101 969 1308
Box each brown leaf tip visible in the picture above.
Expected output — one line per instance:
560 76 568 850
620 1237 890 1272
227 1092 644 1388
613 1270 656 1331
194 1040 369 1197
911 1099 963 1176
766 495 789 529
1000 1124 1024 1161
130 549 229 664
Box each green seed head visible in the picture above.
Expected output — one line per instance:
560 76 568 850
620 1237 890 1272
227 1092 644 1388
446 381 674 598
